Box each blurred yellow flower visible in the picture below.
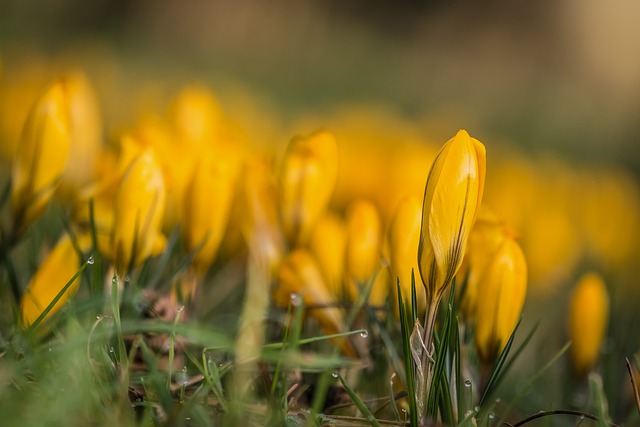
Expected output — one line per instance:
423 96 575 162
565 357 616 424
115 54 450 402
112 147 166 274
238 158 284 272
458 208 510 319
20 234 82 327
309 211 347 300
418 129 486 302
568 272 609 376
182 154 234 273
344 199 383 302
279 130 338 246
57 72 103 202
11 81 71 228
388 195 425 313
474 237 527 361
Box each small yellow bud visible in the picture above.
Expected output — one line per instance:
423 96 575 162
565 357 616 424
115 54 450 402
182 154 234 273
279 130 338 246
568 273 609 376
167 85 223 149
345 199 383 301
309 211 347 300
113 147 166 273
20 234 81 327
388 195 425 313
474 237 527 361
419 129 486 302
11 82 71 227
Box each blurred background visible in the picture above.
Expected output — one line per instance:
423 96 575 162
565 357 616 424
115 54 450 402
2 0 640 169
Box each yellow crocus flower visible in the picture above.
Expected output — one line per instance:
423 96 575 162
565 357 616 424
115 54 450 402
388 195 426 314
344 199 383 302
568 273 609 376
112 147 166 274
474 237 527 361
279 130 338 246
238 158 284 272
182 154 234 273
275 249 354 356
309 211 347 300
57 72 103 202
20 234 82 327
458 208 510 319
11 81 71 228
418 129 486 303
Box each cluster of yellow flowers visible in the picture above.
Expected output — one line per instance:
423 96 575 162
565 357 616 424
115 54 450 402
1 55 637 381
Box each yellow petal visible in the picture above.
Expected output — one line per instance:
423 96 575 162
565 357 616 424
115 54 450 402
345 199 382 301
11 81 71 227
183 154 235 273
568 273 609 376
474 238 527 361
113 147 166 273
419 130 486 301
20 234 81 327
309 211 347 300
279 130 338 246
389 195 426 314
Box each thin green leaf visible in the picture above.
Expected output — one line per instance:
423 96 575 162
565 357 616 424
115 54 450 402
398 282 419 427
336 372 382 427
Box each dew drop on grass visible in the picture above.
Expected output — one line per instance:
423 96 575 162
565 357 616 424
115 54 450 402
488 412 495 420
331 371 339 379
290 292 301 307
464 380 472 388
109 347 114 353
359 330 369 338
87 256 94 265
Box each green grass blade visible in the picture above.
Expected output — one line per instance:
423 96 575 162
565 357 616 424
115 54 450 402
398 282 419 427
478 317 523 407
410 269 418 323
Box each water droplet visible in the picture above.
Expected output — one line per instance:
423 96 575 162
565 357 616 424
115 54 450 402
488 412 495 420
464 380 472 388
359 330 369 338
109 347 114 353
331 371 339 379
290 292 301 307
401 408 407 414
474 406 480 412
495 397 501 404
87 256 94 265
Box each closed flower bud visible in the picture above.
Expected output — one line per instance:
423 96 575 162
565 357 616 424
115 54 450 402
474 237 527 361
182 154 234 273
568 273 609 376
309 211 347 300
419 129 486 302
57 72 103 201
459 208 510 319
279 130 338 246
11 82 71 228
345 199 382 301
113 147 166 273
20 234 81 327
389 195 425 313
275 249 353 355
238 158 284 272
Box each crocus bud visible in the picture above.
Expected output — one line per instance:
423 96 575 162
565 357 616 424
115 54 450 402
238 158 284 272
418 129 486 302
279 130 338 246
11 82 71 228
458 208 510 319
389 196 425 313
182 154 234 273
345 199 383 302
568 273 609 376
309 211 347 300
275 249 353 356
20 234 82 327
474 237 527 361
168 85 223 149
113 147 166 274
57 72 103 201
